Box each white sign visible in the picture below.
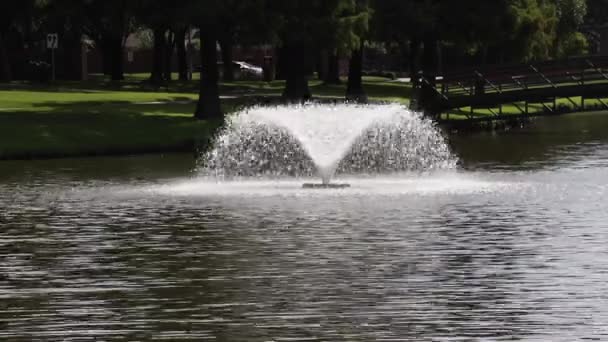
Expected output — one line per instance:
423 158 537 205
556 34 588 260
46 33 58 49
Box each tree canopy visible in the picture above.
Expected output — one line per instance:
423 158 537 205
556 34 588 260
0 0 600 116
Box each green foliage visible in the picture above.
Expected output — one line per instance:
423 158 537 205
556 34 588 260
510 0 559 61
556 0 587 31
586 0 608 26
0 0 38 33
557 31 589 56
135 0 182 29
332 0 372 54
555 0 588 56
269 0 370 52
80 0 137 37
372 0 589 63
371 0 438 43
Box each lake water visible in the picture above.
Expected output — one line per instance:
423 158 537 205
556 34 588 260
2 112 608 341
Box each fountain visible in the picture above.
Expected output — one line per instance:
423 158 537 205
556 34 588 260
200 103 456 187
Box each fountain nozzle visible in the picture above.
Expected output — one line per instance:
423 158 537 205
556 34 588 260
302 169 349 189
302 183 351 189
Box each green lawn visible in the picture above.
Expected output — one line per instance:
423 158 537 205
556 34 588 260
442 96 608 120
0 75 411 159
1 73 605 159
0 91 214 159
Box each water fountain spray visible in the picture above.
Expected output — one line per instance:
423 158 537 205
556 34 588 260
200 103 456 187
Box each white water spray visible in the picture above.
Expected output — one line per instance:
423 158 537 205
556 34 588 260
200 103 457 184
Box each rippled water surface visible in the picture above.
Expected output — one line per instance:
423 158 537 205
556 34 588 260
2 113 608 341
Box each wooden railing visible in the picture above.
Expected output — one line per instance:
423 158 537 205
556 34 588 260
416 56 608 119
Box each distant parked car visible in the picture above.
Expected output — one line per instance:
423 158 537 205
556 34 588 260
196 61 264 80
233 61 263 79
25 60 51 83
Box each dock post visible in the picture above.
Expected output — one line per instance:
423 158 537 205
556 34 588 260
581 67 585 110
499 84 503 115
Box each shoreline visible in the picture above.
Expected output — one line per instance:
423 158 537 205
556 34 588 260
0 143 198 161
2 77 606 161
2 109 607 161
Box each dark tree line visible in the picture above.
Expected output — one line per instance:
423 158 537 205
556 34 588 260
0 0 602 119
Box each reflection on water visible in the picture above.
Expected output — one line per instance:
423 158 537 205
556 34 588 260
450 111 608 171
2 114 608 341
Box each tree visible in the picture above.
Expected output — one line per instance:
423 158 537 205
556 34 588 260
0 0 37 81
82 0 136 81
270 0 371 101
585 0 608 53
324 51 341 84
372 0 440 109
136 0 171 85
446 0 585 62
507 0 559 61
371 0 439 88
135 0 193 85
554 0 588 57
41 0 91 80
370 0 572 113
268 0 315 100
316 0 371 86
346 43 365 101
214 1 271 82
196 26 222 120
586 0 608 26
438 0 513 64
190 0 270 120
343 0 372 101
175 26 189 81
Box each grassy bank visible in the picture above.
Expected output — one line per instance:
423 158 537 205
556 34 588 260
0 76 411 160
442 96 608 120
0 91 213 159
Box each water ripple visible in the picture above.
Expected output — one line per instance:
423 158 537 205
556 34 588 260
1 153 608 340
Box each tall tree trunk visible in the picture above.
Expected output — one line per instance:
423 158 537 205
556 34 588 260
317 49 328 80
422 35 438 86
101 35 112 76
11 30 27 80
163 29 175 81
176 26 188 81
480 45 488 66
409 38 421 88
110 34 124 81
419 34 439 115
324 51 341 84
0 32 12 82
219 36 234 82
346 43 366 102
150 27 165 85
282 44 310 101
62 31 84 80
195 28 222 120
275 47 287 80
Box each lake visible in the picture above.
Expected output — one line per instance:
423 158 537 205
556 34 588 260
2 112 608 341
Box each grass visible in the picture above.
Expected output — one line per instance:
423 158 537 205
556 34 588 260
0 75 411 159
442 96 608 120
0 71 606 159
0 95 215 159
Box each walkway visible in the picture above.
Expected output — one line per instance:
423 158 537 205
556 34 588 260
418 56 608 120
